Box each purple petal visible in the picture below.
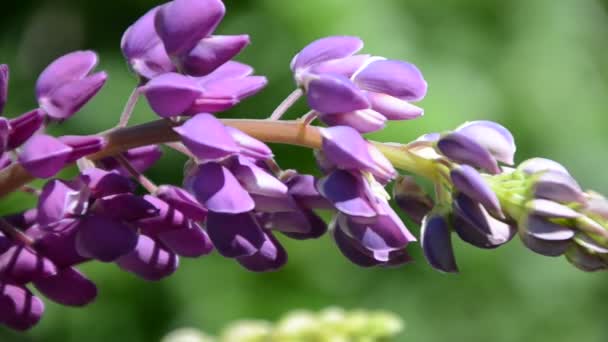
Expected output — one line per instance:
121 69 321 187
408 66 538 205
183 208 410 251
31 220 88 268
7 109 44 150
236 231 287 272
520 233 571 257
271 209 328 239
80 168 135 198
230 156 288 197
18 134 72 178
533 171 585 204
101 145 163 176
155 0 225 56
308 54 371 78
156 185 207 221
526 199 580 219
333 223 382 267
317 170 377 219
137 195 190 235
37 179 89 227
519 158 569 175
305 73 369 114
285 174 331 209
456 121 515 165
190 162 254 214
566 245 608 272
420 214 458 273
319 109 386 133
205 212 266 258
157 222 213 257
39 72 108 120
174 113 240 160
35 51 98 98
75 215 138 262
187 76 267 113
366 92 424 120
573 234 608 254
0 64 8 114
291 36 363 71
0 283 44 331
59 135 106 162
526 215 574 241
341 205 416 250
452 193 515 248
320 126 396 181
179 35 250 76
142 72 202 117
450 165 502 217
92 194 159 221
34 267 97 307
121 6 175 79
199 61 253 83
116 235 178 281
225 126 273 160
354 60 427 101
438 132 500 174
0 246 57 283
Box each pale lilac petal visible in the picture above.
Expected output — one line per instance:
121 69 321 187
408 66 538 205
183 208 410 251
519 158 570 175
291 36 363 71
308 54 371 78
456 121 516 165
438 132 500 174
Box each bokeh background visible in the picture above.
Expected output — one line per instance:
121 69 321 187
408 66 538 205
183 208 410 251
1 0 608 341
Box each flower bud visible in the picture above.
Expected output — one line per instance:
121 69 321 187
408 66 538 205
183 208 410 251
7 109 44 150
304 73 370 114
236 231 287 272
420 213 458 273
205 211 266 258
189 162 254 214
455 120 515 165
450 165 502 217
533 170 585 204
33 267 97 307
174 113 240 160
317 170 378 219
142 72 202 117
518 157 569 175
519 215 574 257
59 135 106 162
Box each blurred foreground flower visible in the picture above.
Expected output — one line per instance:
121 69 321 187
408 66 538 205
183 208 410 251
162 307 404 342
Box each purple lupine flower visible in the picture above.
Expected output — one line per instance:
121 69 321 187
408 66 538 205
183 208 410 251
437 132 501 174
519 214 574 257
155 185 207 221
188 162 255 213
143 63 267 117
317 170 378 220
174 113 240 160
33 267 97 307
236 230 287 272
121 6 175 80
155 0 226 56
0 283 44 331
450 165 502 217
7 109 44 150
37 179 89 227
292 37 427 132
319 126 396 182
0 246 57 284
74 215 138 262
420 213 458 273
452 193 515 249
116 235 179 281
532 170 585 204
455 121 516 165
0 64 8 114
80 168 135 198
35 51 107 120
18 134 73 178
177 35 250 76
205 211 266 258
332 219 412 268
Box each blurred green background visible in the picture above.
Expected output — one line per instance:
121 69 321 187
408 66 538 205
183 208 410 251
1 0 608 341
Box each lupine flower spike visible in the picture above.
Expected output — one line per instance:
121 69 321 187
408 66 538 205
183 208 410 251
0 0 605 332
